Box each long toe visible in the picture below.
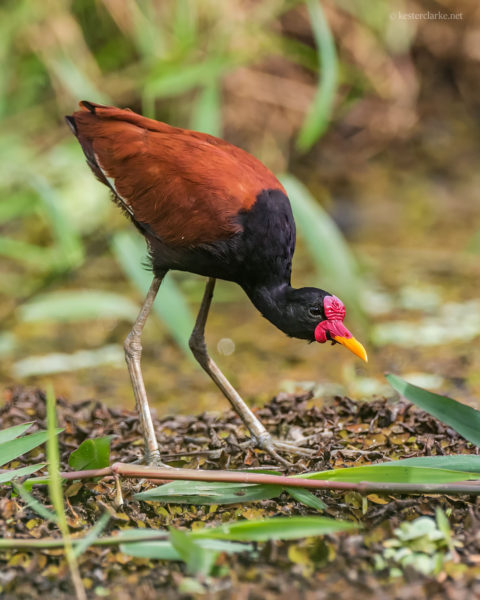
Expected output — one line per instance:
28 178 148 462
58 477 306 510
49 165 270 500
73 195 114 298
272 440 317 458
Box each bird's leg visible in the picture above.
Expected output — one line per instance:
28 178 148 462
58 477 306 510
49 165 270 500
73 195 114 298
189 278 307 467
124 275 167 467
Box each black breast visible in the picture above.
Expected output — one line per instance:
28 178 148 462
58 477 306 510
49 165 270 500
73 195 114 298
149 189 296 286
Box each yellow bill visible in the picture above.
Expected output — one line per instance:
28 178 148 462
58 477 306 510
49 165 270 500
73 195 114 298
333 335 368 362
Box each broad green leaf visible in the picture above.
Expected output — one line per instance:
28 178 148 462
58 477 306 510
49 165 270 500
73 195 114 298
20 291 140 323
135 480 282 505
301 465 479 483
280 174 363 322
383 455 480 473
0 422 33 444
191 516 356 542
111 231 194 355
0 463 45 484
69 437 111 471
296 0 338 151
387 374 480 448
285 487 326 510
0 429 62 468
169 527 218 577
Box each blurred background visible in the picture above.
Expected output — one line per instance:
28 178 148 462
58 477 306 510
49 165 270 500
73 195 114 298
1 0 479 417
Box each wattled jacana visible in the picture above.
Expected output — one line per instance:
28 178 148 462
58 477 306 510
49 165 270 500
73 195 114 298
66 101 367 467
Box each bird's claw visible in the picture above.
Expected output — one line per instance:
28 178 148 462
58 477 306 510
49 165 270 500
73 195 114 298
251 433 316 467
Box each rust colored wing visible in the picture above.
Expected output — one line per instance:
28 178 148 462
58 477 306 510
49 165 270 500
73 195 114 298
67 101 285 247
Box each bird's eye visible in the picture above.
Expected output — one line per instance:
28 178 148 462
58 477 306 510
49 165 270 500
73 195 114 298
309 307 323 318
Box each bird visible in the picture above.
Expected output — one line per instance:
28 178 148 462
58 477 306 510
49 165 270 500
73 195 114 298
66 100 367 467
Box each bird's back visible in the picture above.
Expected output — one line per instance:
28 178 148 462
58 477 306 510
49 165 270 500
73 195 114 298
67 101 295 285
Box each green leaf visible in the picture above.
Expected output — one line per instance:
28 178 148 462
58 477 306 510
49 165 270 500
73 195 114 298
191 516 357 542
146 57 232 99
169 527 218 577
190 80 222 137
20 291 140 323
30 176 84 270
387 374 480 448
0 463 45 484
112 528 169 542
121 540 179 561
0 236 53 268
0 422 33 444
135 480 282 505
280 174 363 322
296 0 338 151
111 231 194 355
0 429 62 468
301 465 479 483
120 537 250 561
12 482 58 523
285 487 326 510
383 455 480 473
68 437 111 471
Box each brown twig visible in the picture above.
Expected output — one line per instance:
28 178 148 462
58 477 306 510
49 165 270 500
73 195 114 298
50 462 480 496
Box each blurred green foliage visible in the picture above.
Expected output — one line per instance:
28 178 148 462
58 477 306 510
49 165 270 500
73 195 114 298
0 0 382 359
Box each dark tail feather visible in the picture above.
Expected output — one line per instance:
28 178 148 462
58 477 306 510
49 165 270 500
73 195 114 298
65 115 77 135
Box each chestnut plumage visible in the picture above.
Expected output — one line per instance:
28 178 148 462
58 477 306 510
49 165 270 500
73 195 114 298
67 101 367 465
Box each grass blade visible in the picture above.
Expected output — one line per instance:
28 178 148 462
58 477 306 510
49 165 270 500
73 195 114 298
46 385 86 600
20 291 140 323
296 0 338 151
190 80 222 136
30 176 84 270
383 455 480 472
387 374 480 448
12 481 58 522
121 540 179 560
0 429 62 468
146 57 232 99
73 513 111 558
121 537 251 561
285 487 326 510
301 465 480 483
191 516 357 542
0 464 45 484
169 527 219 577
0 422 33 444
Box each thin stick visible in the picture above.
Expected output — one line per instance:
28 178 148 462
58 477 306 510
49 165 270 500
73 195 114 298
48 462 480 496
0 532 170 550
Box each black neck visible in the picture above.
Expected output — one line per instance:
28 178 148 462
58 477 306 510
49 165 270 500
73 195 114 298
243 282 296 337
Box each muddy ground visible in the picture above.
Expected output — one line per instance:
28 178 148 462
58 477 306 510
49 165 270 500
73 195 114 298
1 386 480 599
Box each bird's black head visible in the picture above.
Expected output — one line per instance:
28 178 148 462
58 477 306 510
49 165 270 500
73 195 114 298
281 286 331 340
247 284 367 362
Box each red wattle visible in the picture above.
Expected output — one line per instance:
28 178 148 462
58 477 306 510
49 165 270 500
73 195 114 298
314 319 353 343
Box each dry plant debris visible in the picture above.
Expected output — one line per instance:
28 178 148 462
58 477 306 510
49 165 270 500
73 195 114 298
1 386 480 599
